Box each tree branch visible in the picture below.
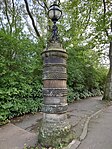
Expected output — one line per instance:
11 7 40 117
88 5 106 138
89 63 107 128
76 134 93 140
36 0 45 9
80 7 91 37
36 0 48 13
3 0 12 33
102 0 109 37
58 0 61 5
11 0 16 31
0 19 6 32
110 20 112 32
24 0 40 37
43 0 48 10
84 8 91 31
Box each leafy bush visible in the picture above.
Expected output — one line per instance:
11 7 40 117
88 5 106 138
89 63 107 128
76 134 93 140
0 31 43 124
67 87 75 103
0 80 43 125
67 46 107 103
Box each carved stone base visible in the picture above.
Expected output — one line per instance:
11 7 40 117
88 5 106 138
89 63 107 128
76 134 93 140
38 113 74 147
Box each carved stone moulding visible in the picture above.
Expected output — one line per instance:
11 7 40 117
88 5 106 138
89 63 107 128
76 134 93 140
43 88 68 97
41 103 68 114
43 63 66 68
41 50 68 59
43 72 67 80
43 65 66 72
43 113 68 123
44 56 66 64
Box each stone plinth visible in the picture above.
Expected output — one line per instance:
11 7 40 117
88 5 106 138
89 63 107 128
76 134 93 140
38 42 73 147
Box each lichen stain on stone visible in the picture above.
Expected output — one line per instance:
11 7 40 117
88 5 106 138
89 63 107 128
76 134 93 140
38 124 75 148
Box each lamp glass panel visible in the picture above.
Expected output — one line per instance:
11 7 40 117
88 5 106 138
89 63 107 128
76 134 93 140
54 10 61 19
49 9 54 19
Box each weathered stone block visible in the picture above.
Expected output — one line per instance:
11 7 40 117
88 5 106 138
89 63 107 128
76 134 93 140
43 88 68 97
43 72 67 80
43 80 67 88
44 56 66 64
41 103 68 114
38 115 74 147
43 96 67 105
44 65 66 72
43 113 68 122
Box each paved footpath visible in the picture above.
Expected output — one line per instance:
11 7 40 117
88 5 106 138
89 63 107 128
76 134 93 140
0 96 111 149
77 105 112 149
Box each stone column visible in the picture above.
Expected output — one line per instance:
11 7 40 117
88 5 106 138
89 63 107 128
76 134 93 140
38 42 73 147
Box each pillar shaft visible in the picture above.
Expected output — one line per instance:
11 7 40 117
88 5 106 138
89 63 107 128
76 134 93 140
38 43 73 147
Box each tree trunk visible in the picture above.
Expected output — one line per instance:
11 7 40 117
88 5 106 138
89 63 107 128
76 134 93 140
103 41 112 100
102 0 112 100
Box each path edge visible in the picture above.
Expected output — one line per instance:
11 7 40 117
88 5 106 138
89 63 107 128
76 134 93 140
64 102 112 149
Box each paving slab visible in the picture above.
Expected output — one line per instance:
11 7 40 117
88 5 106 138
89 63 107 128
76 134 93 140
11 113 42 133
0 123 37 149
77 106 112 149
11 96 107 135
0 96 110 149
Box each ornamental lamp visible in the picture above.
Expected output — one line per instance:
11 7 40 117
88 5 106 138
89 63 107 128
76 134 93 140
48 1 62 23
48 1 62 43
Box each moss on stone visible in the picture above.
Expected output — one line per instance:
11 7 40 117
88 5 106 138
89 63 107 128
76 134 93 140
38 126 74 148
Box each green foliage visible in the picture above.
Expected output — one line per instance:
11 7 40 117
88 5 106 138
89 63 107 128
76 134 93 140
0 31 43 124
67 46 108 102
